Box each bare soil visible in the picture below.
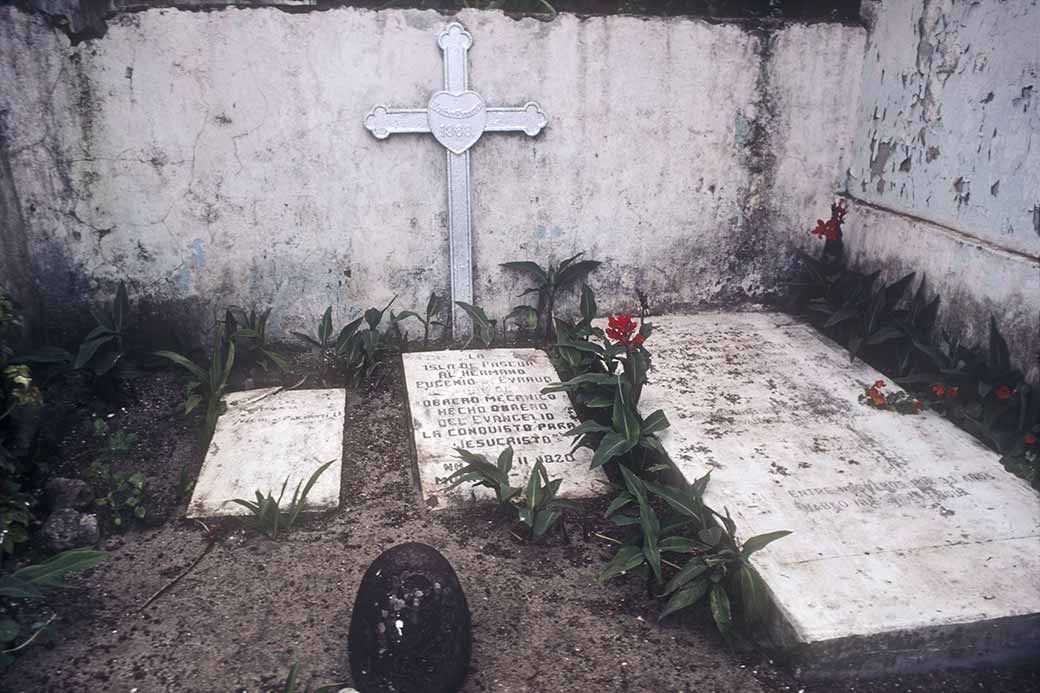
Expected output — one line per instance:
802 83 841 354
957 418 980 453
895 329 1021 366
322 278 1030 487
3 354 1038 692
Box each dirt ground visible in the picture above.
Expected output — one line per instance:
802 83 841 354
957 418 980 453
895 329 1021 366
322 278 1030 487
2 354 1038 692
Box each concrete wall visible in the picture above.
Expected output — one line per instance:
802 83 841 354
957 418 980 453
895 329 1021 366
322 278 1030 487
0 6 865 342
844 0 1039 371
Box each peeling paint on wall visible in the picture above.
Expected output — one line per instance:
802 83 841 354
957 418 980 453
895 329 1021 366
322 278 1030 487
848 0 1040 258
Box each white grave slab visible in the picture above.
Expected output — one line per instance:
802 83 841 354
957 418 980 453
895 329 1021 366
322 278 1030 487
186 387 345 518
640 312 1040 676
402 348 603 509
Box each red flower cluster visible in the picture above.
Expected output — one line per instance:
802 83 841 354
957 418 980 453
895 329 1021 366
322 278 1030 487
994 385 1016 400
606 314 646 347
1025 433 1037 446
931 383 959 398
810 199 847 241
868 379 886 407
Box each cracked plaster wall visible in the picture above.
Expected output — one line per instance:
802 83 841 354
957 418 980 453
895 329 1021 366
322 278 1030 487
0 6 864 341
844 0 1039 370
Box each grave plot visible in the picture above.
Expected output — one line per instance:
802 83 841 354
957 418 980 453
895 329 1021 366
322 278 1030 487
402 348 602 509
639 312 1040 677
187 387 346 518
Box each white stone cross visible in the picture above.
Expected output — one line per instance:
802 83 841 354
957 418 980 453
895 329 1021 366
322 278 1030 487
364 22 548 338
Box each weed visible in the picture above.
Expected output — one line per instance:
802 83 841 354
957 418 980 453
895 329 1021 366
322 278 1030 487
445 447 577 540
224 306 290 373
0 548 107 668
501 252 601 343
396 291 448 348
337 297 397 386
453 301 496 348
600 466 789 641
282 663 346 693
154 324 236 444
232 460 336 539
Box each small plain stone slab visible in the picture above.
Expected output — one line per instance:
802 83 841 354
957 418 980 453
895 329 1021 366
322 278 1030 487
402 348 602 509
186 387 345 518
640 312 1040 676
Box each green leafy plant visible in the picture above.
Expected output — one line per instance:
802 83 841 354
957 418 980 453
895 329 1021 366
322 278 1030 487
88 463 148 528
282 663 346 693
176 464 195 501
445 447 577 540
792 201 1039 488
154 325 236 444
337 297 397 386
231 460 336 540
73 281 142 383
396 291 448 348
453 301 496 348
0 291 41 560
0 548 107 668
293 306 337 353
445 447 521 507
517 459 580 540
501 252 601 343
545 312 659 473
600 466 789 640
224 306 290 373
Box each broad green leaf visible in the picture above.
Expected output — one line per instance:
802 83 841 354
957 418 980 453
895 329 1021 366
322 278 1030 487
500 261 549 284
292 332 322 348
579 284 597 323
563 420 612 437
658 536 705 554
319 306 333 345
605 490 633 517
660 576 711 619
10 548 107 593
644 479 701 520
737 564 771 623
590 432 636 469
75 335 114 369
611 390 641 444
0 619 19 641
556 259 602 290
154 350 207 383
496 446 514 475
641 409 670 435
698 526 723 546
741 530 792 558
663 556 709 595
710 583 734 641
532 509 560 538
598 544 644 583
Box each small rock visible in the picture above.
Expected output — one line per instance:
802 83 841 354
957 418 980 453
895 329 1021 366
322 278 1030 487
44 477 95 510
41 509 99 551
349 543 471 693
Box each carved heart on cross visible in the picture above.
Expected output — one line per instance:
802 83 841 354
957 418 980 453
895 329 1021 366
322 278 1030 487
427 91 487 155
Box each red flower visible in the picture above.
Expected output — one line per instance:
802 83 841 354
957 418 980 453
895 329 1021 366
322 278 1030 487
947 386 959 398
870 390 886 407
994 385 1014 400
1025 433 1038 445
931 384 946 397
873 380 886 390
809 199 847 241
606 314 646 347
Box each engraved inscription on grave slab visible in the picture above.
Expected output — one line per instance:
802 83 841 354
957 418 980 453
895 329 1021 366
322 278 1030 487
187 388 345 518
639 312 1040 675
403 349 601 509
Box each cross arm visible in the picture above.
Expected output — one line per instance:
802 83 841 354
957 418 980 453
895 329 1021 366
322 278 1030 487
364 106 431 139
485 102 548 136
